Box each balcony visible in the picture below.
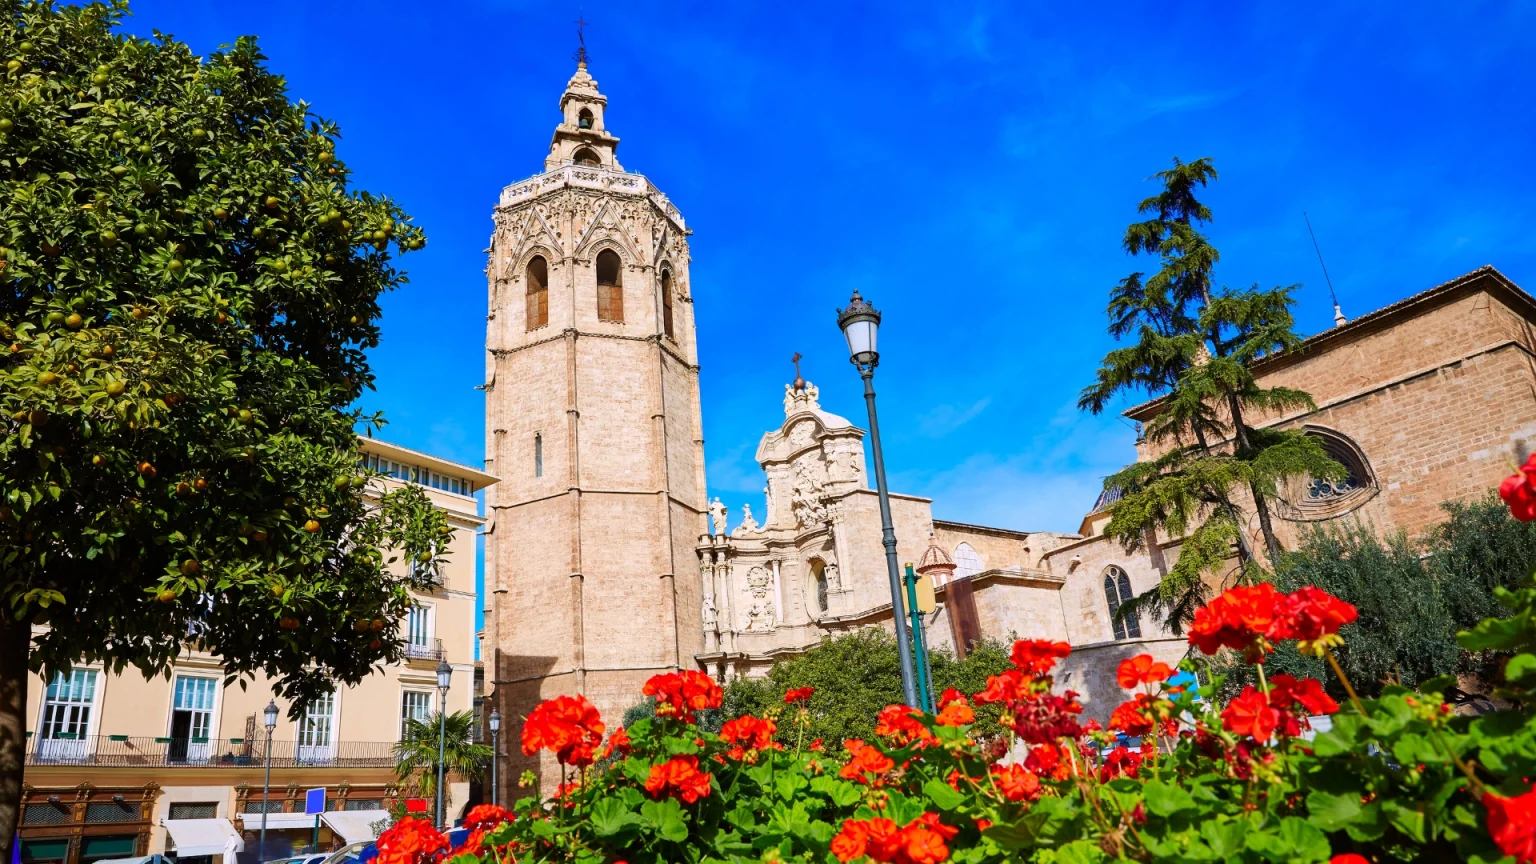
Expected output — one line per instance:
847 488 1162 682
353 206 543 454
25 736 397 769
404 637 444 662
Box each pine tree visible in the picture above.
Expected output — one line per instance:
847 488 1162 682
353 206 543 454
1079 158 1344 631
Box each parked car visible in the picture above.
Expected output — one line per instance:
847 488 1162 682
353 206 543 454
265 855 329 864
95 857 173 864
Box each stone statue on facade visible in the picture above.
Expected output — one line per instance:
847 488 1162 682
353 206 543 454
701 594 717 631
745 600 776 632
709 497 728 536
731 503 760 537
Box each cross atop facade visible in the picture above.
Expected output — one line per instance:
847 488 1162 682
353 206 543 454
791 352 806 392
573 14 590 66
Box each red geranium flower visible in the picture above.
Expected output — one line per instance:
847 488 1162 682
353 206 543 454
1188 584 1287 660
1010 639 1072 676
644 754 713 803
643 670 723 723
1500 454 1536 522
784 686 815 704
1024 743 1068 781
1274 586 1358 643
833 814 956 864
1116 654 1173 689
831 819 872 863
839 738 896 783
876 704 937 746
1330 856 1370 864
462 804 510 834
375 816 449 864
520 694 605 767
1268 674 1339 717
1485 785 1536 864
991 763 1042 802
1098 745 1143 781
973 669 1029 705
599 725 632 760
1221 687 1280 742
719 714 780 751
935 694 975 727
1109 693 1157 737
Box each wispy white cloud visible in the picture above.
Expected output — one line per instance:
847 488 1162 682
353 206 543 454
917 397 992 438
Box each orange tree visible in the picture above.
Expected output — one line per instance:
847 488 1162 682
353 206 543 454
367 465 1536 863
0 0 447 842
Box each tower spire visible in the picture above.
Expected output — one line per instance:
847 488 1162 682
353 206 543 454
573 13 589 67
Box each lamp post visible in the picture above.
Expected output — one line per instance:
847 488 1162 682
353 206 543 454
436 659 452 830
488 708 501 808
260 699 279 864
836 290 920 710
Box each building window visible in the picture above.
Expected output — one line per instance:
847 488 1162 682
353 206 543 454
809 559 829 615
534 433 543 478
407 604 433 649
573 147 600 166
596 250 624 322
952 543 982 579
168 803 218 820
660 268 675 340
526 255 549 330
40 670 96 741
577 108 594 129
169 675 217 763
297 692 336 762
1281 427 1377 521
1103 566 1142 640
401 691 432 739
85 801 139 823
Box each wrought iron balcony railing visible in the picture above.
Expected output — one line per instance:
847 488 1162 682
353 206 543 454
25 736 397 768
404 637 444 662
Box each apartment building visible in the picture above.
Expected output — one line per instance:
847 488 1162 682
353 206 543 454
15 438 494 864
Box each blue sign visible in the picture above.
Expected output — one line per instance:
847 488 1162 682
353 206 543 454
304 787 326 816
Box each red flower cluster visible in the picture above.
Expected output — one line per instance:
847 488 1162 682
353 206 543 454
784 686 815 704
876 704 937 746
1484 785 1536 864
840 738 896 783
1007 689 1083 745
1189 584 1357 660
598 726 631 761
643 754 713 803
830 813 959 864
991 763 1043 802
1109 693 1157 737
719 714 780 755
643 670 723 723
1115 653 1172 689
1221 675 1338 742
375 817 449 864
1025 743 1069 781
1098 745 1143 782
462 804 510 834
934 690 975 727
1010 639 1072 676
520 694 605 767
1501 454 1536 522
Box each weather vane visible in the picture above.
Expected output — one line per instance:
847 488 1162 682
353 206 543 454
574 13 590 66
791 352 806 392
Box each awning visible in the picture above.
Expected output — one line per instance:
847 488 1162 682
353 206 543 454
163 819 244 857
322 811 382 844
240 812 319 831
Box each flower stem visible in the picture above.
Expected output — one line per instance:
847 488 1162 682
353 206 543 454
1323 647 1368 716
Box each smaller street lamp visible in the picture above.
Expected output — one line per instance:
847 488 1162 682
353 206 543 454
260 699 279 863
436 659 453 830
488 708 502 808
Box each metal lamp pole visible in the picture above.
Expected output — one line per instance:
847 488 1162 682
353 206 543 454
260 699 279 864
837 290 920 710
435 659 453 830
488 708 501 808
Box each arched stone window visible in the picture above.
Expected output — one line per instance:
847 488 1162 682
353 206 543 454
953 543 982 579
1104 566 1141 640
596 250 624 322
573 147 600 166
578 108 594 129
660 267 675 340
1279 426 1377 521
809 558 829 615
525 255 549 331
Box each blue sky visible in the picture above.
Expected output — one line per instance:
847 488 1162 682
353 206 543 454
124 1 1536 540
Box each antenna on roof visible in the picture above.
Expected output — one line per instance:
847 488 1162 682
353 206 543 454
1304 212 1346 327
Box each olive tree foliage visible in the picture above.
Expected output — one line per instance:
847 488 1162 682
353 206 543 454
719 629 1013 748
0 0 447 711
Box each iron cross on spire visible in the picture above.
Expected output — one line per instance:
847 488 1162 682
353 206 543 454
573 13 590 65
791 352 806 392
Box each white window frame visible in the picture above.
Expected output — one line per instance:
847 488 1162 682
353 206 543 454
37 668 102 762
296 690 339 764
405 602 436 659
167 673 222 764
399 689 434 740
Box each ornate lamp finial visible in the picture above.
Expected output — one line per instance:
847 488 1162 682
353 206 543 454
791 352 806 393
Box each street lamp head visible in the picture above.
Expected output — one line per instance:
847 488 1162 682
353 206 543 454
436 659 453 692
488 708 501 733
836 290 881 368
263 699 279 732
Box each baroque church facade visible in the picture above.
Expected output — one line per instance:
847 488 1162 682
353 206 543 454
483 60 1536 794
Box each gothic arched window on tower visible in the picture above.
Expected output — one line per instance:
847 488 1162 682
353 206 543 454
526 255 549 331
573 147 600 166
1103 566 1142 641
596 250 624 322
661 268 675 340
952 543 982 580
534 433 543 478
578 108 594 129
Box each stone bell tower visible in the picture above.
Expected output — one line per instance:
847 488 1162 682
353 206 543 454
482 58 707 789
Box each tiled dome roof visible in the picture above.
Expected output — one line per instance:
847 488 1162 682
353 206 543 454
916 533 955 575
